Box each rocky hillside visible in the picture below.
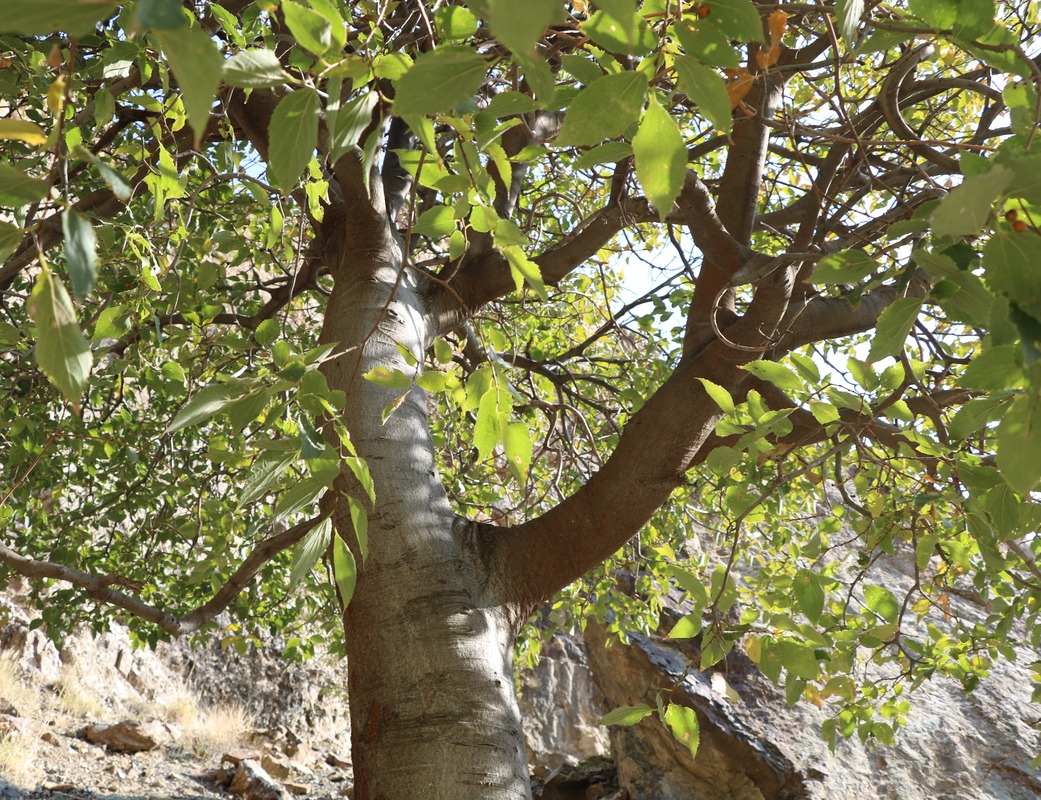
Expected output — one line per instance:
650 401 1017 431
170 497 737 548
0 570 1038 800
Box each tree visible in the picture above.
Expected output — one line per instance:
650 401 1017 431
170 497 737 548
2 0 1040 796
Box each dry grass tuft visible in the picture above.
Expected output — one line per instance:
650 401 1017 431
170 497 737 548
179 701 254 757
0 653 41 785
55 664 106 719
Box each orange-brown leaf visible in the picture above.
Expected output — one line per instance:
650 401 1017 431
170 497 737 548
755 10 787 70
725 68 754 109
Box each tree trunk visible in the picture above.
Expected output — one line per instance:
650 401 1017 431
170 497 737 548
319 227 531 799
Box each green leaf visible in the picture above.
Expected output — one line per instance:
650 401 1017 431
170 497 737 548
665 613 703 640
348 496 369 561
282 0 333 56
0 0 118 35
328 90 379 165
275 473 330 518
997 395 1041 495
62 209 97 301
701 0 764 42
697 378 734 414
0 221 23 263
864 584 899 624
633 96 687 221
288 516 333 588
793 570 825 624
740 360 803 392
394 48 488 117
268 88 320 190
0 164 49 206
504 421 532 482
27 266 92 412
223 49 294 88
487 0 563 57
958 345 1023 391
572 142 634 169
555 71 648 148
167 383 248 432
597 704 654 726
672 20 741 69
474 380 510 460
777 641 819 680
299 414 326 460
866 298 923 363
672 56 733 135
983 230 1041 311
135 0 185 31
413 205 457 239
930 166 1012 239
664 704 700 759
332 534 357 606
835 0 864 46
255 318 280 346
503 246 548 300
435 5 479 39
155 28 223 148
949 396 1008 441
306 0 347 51
808 249 878 284
581 10 656 56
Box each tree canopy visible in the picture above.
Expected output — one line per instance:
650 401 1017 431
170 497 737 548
1 0 1040 774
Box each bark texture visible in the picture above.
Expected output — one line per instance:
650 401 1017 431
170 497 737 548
317 175 531 800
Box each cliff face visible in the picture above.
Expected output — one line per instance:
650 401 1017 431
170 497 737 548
519 560 1041 800
1 574 1038 800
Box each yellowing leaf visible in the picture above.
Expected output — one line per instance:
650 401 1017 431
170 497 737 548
0 119 47 146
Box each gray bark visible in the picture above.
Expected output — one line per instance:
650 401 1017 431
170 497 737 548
317 206 530 800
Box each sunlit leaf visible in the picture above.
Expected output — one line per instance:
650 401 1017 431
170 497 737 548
633 96 687 221
487 0 563 57
223 49 294 88
555 71 648 147
597 704 654 726
866 298 923 363
664 704 700 759
673 56 733 134
281 0 333 56
0 120 47 146
394 49 488 116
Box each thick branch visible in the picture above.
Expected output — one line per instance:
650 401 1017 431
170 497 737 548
491 337 752 607
427 196 662 335
0 515 322 636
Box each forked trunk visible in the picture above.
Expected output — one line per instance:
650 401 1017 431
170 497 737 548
319 235 531 799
